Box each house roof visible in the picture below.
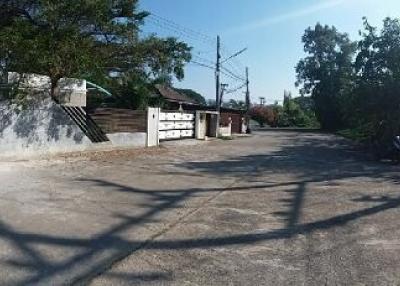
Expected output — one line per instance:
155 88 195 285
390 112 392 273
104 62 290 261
154 84 198 105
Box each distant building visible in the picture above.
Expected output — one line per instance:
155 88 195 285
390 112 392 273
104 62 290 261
152 84 198 109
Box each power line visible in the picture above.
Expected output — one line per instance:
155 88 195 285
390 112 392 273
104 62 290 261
193 53 246 81
146 13 246 73
221 66 246 82
192 54 215 66
221 48 247 64
190 62 242 84
147 14 215 46
223 61 244 78
220 46 246 76
145 13 249 103
221 71 245 83
193 49 215 55
192 55 246 84
145 13 247 78
145 17 214 46
221 45 246 73
193 54 244 79
149 13 215 43
225 82 246 95
145 18 212 46
190 58 245 83
189 60 214 70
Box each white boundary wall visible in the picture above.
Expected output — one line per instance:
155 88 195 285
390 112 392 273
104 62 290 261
7 72 87 107
0 97 92 159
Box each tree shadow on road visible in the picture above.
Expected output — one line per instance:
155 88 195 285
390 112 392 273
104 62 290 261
0 132 399 285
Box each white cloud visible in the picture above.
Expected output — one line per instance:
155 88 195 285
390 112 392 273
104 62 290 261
226 0 347 35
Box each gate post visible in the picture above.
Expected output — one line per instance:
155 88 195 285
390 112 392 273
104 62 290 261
147 107 160 147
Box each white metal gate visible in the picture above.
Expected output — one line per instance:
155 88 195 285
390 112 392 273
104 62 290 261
158 111 195 141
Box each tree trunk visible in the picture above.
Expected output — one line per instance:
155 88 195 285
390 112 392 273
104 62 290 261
50 78 61 103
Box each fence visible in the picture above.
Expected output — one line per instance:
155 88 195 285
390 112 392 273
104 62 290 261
89 108 147 134
220 112 243 134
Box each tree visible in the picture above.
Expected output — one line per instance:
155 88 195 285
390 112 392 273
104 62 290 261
0 0 191 101
351 18 400 151
294 17 400 159
296 23 356 131
250 90 319 129
206 99 216 107
106 74 150 110
174 88 206 105
222 99 246 110
249 106 278 127
276 91 318 128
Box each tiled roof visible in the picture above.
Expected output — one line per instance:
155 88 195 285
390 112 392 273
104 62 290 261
154 84 197 105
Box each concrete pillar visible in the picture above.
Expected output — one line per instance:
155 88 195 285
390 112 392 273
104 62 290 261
147 107 160 147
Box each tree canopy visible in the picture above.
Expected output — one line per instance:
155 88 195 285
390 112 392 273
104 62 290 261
0 0 192 100
296 17 400 158
351 18 400 150
222 99 246 110
296 23 356 131
249 92 318 129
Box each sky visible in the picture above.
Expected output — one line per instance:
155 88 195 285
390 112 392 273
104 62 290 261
140 0 400 104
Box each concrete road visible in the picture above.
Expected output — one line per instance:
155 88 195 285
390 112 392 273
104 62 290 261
0 131 399 285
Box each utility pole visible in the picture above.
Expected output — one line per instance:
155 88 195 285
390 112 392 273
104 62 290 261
245 67 251 134
216 35 221 112
220 83 228 107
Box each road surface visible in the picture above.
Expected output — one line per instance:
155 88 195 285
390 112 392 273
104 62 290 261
0 131 399 285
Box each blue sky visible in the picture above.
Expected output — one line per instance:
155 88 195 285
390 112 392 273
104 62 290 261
140 0 400 104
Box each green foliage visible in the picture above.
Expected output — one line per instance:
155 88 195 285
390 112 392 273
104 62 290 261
296 23 356 131
278 92 319 128
350 18 400 152
174 88 206 105
250 92 319 129
141 36 192 82
206 99 217 107
297 17 400 158
337 127 373 142
222 99 246 110
0 0 191 103
107 75 151 110
249 105 277 127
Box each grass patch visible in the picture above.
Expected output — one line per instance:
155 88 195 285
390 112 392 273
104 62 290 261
337 128 371 142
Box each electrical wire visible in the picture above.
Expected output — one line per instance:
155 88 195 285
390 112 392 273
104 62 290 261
146 17 215 46
189 60 214 70
221 45 246 73
190 59 245 84
221 66 246 82
225 82 246 95
192 54 215 65
149 13 215 44
145 12 248 88
192 55 246 83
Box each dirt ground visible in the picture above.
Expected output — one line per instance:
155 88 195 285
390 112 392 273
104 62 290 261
0 131 399 286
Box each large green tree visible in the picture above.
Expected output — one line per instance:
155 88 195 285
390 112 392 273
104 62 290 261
296 24 356 131
0 0 191 101
351 18 400 150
